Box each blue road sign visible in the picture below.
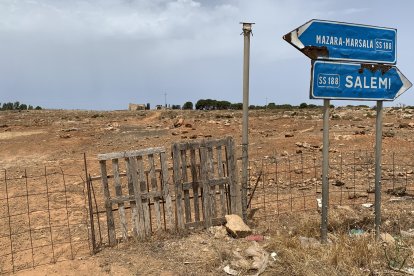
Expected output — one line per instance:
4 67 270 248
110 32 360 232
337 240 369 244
284 19 397 64
311 61 412 101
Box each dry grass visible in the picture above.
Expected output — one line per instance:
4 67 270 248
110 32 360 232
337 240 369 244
256 205 414 276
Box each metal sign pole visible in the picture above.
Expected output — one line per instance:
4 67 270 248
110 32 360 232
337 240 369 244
321 99 330 243
375 100 383 240
240 22 254 221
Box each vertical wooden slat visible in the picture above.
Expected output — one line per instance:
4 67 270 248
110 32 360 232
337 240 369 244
181 148 192 223
127 157 146 238
226 137 241 216
207 146 216 218
137 156 151 236
148 154 162 231
112 159 128 240
172 144 185 229
125 157 139 237
99 160 116 246
160 152 173 229
200 142 212 228
216 145 227 216
190 148 200 222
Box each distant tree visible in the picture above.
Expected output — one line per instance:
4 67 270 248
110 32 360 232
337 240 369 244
267 102 276 109
35 106 42 110
217 100 231 110
19 104 27 110
230 103 243 110
28 105 33 110
171 105 181 110
299 103 308 109
13 101 20 110
183 101 193 110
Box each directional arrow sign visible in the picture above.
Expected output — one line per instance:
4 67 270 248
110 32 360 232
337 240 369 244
284 19 396 64
311 61 412 101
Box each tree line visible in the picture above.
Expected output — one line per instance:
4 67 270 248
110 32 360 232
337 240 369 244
0 101 42 111
181 99 326 110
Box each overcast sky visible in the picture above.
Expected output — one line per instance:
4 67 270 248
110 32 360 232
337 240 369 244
0 0 413 110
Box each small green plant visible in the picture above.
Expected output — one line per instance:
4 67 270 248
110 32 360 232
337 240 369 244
383 237 410 272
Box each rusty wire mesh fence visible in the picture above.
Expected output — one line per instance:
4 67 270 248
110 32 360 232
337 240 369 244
247 150 414 221
0 167 91 274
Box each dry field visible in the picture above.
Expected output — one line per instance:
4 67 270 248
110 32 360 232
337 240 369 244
1 106 414 275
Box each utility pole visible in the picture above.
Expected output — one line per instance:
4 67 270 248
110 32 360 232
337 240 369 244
164 93 167 108
240 22 254 221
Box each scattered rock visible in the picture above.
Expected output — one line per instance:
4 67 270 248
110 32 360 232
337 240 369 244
299 236 320 248
190 134 197 139
285 133 294 138
0 124 8 128
208 226 228 239
380 233 395 245
354 130 366 135
383 130 395 138
361 203 373 208
386 186 406 196
59 134 71 139
185 123 193 128
61 127 79 132
398 123 410 128
295 149 303 154
104 126 115 131
333 180 345 187
366 186 375 193
384 122 394 127
223 265 238 276
171 131 179 136
245 242 269 276
225 214 252 238
348 193 368 199
400 229 414 238
173 118 184 128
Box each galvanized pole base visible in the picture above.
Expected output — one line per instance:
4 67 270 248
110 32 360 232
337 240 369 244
375 101 383 241
321 99 330 243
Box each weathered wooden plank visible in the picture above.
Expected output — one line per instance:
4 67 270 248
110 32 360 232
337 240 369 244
204 139 227 148
181 178 227 191
189 148 200 222
207 146 216 218
99 160 116 246
160 152 173 229
148 154 162 231
109 191 163 204
125 158 139 237
216 145 227 217
112 159 128 240
185 217 226 229
126 157 146 238
172 143 184 229
226 137 241 216
180 149 192 223
97 147 165 160
137 156 151 236
199 142 212 228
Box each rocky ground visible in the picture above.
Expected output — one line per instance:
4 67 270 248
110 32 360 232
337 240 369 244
1 106 414 275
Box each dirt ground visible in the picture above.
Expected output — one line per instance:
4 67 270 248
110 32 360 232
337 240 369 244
2 106 414 275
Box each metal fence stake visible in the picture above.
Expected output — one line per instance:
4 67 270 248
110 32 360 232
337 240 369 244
321 99 330 243
375 100 383 241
